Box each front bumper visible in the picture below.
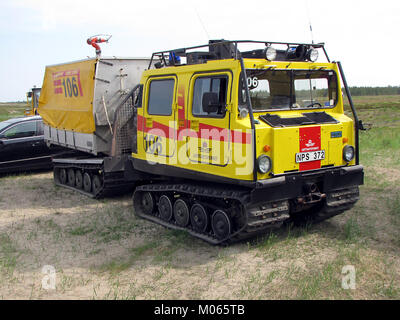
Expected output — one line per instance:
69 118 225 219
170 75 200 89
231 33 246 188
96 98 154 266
251 165 364 204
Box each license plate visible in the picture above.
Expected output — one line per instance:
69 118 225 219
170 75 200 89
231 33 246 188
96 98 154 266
295 150 325 163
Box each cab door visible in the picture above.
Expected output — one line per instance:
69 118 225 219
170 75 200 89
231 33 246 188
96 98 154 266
186 72 232 166
141 76 177 162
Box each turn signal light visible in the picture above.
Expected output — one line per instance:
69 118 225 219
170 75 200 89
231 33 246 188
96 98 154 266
343 137 349 144
263 145 271 152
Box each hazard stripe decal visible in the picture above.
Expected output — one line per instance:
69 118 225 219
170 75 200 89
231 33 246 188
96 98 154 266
137 115 251 145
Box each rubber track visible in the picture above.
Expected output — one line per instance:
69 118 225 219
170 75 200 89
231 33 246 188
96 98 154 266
133 183 279 245
53 163 134 199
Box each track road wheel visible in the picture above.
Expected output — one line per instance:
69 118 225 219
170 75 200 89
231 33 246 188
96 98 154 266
67 168 75 187
83 172 91 193
211 210 231 240
75 170 83 189
174 199 190 227
158 195 173 221
190 204 209 233
141 192 155 215
59 168 67 185
92 175 102 196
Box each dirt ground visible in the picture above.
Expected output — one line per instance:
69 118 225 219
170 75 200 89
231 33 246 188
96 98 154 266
0 167 399 300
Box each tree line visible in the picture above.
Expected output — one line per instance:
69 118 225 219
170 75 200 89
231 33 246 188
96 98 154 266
347 86 400 96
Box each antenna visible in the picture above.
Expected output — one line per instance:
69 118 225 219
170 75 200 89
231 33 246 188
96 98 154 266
193 7 210 40
305 0 315 44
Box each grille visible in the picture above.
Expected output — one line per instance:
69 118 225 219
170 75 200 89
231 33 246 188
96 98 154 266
303 112 338 124
259 112 338 127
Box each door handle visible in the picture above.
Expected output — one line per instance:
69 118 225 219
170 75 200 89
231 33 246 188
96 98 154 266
145 118 153 128
191 120 199 131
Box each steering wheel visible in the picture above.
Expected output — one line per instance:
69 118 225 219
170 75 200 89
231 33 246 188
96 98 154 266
305 102 322 108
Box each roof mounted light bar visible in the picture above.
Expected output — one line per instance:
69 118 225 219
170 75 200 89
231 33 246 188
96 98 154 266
148 40 330 69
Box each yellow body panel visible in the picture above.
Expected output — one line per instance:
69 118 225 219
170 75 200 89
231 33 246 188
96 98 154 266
134 59 356 183
24 93 34 116
24 88 41 116
38 59 96 133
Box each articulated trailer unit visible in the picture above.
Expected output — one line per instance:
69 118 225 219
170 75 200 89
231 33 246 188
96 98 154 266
39 57 151 197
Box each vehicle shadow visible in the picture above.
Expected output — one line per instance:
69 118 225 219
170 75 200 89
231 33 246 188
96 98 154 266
0 167 52 178
0 171 134 210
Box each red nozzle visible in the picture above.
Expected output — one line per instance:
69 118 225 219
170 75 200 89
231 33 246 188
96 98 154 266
86 35 111 57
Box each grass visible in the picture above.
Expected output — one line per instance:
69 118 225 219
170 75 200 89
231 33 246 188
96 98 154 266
66 206 139 243
0 233 19 280
97 240 161 274
343 218 362 243
388 195 400 224
67 226 94 236
0 102 26 121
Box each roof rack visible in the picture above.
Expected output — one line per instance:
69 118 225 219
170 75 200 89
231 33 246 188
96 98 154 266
148 40 330 69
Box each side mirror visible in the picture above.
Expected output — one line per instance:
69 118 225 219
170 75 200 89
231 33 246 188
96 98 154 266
202 92 220 114
27 92 32 98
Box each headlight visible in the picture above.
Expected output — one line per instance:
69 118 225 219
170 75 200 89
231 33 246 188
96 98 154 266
265 47 277 61
239 107 249 119
257 155 272 174
343 145 355 162
306 48 319 62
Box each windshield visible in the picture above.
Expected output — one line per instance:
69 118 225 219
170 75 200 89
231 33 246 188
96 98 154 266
240 69 338 111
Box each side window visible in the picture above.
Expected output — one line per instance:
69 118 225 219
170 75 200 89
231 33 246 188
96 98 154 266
3 122 36 139
133 85 143 108
148 79 175 116
36 120 44 135
192 76 228 117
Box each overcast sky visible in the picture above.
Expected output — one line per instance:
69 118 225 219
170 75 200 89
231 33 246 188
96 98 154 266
0 0 399 102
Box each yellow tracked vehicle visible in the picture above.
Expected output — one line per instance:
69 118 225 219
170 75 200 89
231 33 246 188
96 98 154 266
131 40 364 244
24 87 41 116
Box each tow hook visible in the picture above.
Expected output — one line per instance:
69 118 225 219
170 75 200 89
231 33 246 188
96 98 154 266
296 192 326 205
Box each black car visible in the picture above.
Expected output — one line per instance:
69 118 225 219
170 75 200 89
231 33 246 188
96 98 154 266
0 116 63 173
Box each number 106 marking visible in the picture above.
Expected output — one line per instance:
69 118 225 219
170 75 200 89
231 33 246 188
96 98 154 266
62 77 79 98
